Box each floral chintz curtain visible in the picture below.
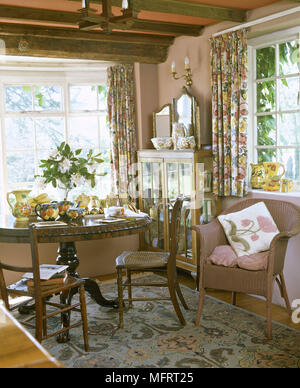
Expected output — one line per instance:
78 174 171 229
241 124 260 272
107 64 137 196
211 29 248 197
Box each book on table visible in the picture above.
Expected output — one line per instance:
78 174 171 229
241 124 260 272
26 273 68 288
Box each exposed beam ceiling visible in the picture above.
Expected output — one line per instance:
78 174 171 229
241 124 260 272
0 0 292 63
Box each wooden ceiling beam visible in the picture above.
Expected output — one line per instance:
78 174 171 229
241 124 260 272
0 5 202 36
71 0 247 22
81 16 203 36
0 5 79 25
0 22 174 46
0 23 171 64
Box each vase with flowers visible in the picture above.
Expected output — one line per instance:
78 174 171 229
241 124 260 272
34 142 106 201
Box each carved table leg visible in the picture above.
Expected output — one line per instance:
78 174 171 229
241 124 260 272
57 242 118 308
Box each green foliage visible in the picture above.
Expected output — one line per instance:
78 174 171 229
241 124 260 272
35 141 106 193
255 40 299 161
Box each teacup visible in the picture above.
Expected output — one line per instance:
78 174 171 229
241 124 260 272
66 207 86 220
35 203 59 221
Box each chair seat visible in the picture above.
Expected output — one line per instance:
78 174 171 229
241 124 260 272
116 251 169 269
7 276 84 298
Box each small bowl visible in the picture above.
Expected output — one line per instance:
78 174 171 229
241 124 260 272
176 136 196 150
66 207 86 220
151 137 173 150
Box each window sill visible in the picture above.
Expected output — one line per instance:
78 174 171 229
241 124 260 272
249 189 300 199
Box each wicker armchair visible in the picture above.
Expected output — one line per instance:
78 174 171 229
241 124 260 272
191 198 300 339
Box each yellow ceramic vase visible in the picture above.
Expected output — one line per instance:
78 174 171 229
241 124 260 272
262 162 285 192
7 189 32 222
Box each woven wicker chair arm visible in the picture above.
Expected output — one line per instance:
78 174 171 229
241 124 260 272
191 220 228 259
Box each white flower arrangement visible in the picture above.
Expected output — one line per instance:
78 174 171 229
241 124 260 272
35 142 106 199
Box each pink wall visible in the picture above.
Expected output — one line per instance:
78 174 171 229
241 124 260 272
152 1 300 307
1 235 139 285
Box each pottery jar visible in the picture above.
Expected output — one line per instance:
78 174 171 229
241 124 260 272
35 202 59 221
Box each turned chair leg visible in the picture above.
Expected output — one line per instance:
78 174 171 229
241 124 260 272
232 292 237 306
195 288 206 326
79 284 89 352
42 299 47 338
117 268 124 328
127 269 133 308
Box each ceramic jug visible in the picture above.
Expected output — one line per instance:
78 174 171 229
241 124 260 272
250 163 266 189
7 189 32 222
35 202 59 221
262 162 285 192
53 200 74 217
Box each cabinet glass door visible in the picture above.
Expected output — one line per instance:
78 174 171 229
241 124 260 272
140 160 165 250
166 161 193 260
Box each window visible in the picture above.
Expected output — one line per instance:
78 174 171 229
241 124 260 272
250 30 300 182
0 59 112 212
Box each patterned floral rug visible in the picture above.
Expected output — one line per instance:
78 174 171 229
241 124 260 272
17 274 300 368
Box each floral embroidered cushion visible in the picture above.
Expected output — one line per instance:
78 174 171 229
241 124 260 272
217 202 279 257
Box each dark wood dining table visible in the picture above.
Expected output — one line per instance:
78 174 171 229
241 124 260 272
0 213 151 311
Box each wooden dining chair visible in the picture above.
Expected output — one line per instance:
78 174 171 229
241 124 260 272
115 197 189 328
0 223 89 351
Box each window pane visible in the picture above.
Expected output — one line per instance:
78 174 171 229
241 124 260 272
7 152 35 185
279 40 300 76
34 86 62 111
279 148 300 181
5 118 34 150
97 86 107 110
5 86 32 111
99 115 110 148
36 118 65 149
278 77 300 111
69 116 98 149
257 81 275 113
69 85 97 111
278 113 300 146
257 148 276 163
257 115 276 146
256 46 275 79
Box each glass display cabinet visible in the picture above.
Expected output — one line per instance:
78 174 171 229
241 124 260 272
138 149 214 283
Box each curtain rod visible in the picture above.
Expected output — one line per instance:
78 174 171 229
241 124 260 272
212 6 300 37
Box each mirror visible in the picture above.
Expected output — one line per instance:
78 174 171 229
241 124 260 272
153 103 172 138
173 86 201 149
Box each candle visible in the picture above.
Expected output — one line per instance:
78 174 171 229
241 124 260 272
122 0 129 9
171 61 176 73
82 0 89 9
185 56 190 69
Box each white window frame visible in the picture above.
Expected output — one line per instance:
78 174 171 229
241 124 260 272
0 57 114 214
248 27 300 185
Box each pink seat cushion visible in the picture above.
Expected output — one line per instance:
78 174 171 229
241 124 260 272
237 251 269 271
207 245 269 271
207 245 238 267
